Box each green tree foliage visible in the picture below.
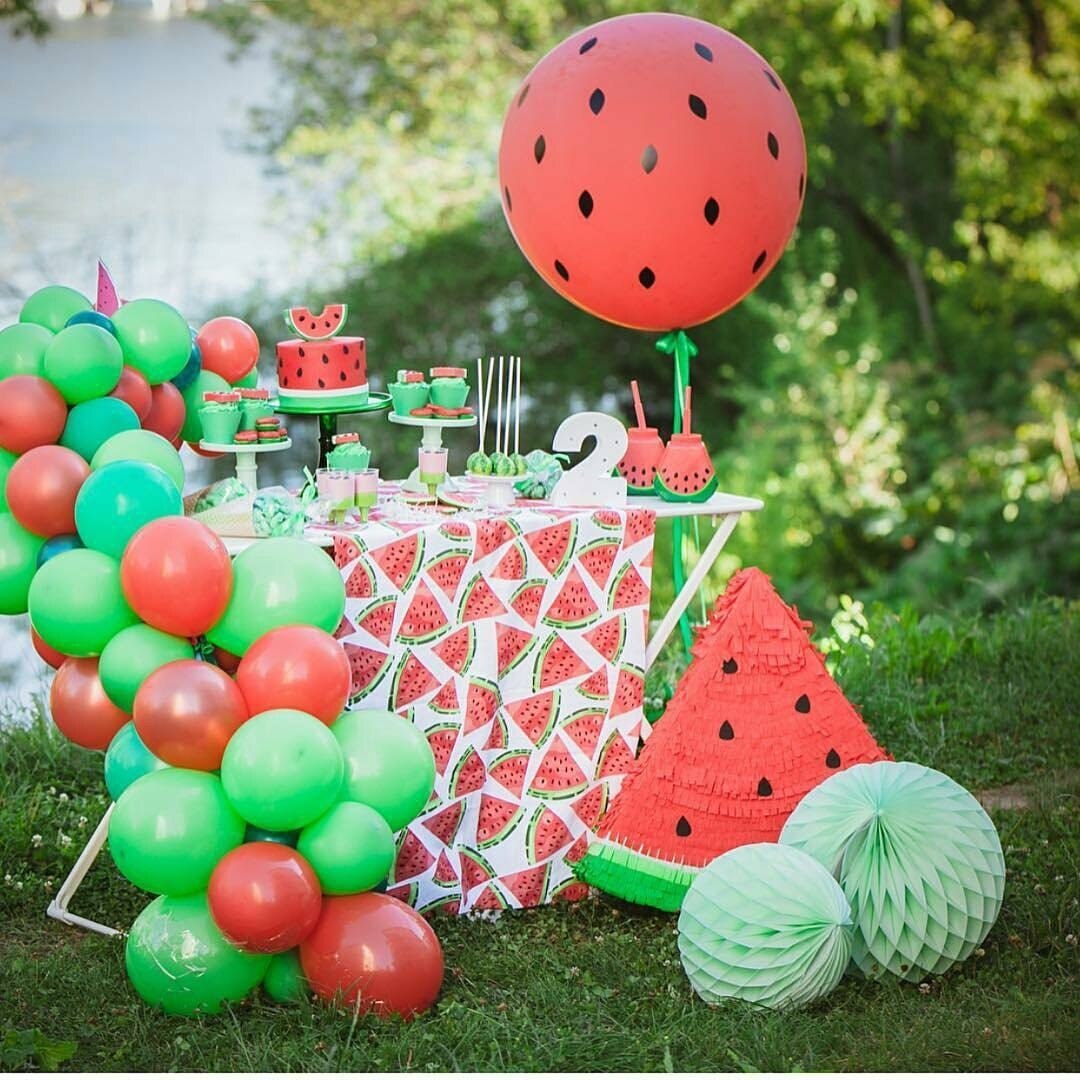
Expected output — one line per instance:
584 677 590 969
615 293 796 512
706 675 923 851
215 0 1078 619
0 0 48 37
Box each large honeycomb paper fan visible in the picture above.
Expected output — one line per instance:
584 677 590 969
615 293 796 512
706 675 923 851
780 761 1005 982
677 844 853 1011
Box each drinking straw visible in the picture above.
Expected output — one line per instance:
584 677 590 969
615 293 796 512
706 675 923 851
683 385 692 436
630 379 647 429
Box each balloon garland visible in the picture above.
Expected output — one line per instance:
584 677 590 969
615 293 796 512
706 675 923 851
0 280 444 1017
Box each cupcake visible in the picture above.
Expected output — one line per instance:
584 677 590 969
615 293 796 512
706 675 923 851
428 366 469 410
389 369 430 416
198 394 241 444
239 387 273 428
326 432 371 471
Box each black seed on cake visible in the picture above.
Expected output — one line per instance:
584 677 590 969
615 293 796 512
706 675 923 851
318 378 325 388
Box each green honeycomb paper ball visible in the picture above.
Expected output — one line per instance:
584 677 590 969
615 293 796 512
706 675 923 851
780 761 1005 982
677 843 853 1011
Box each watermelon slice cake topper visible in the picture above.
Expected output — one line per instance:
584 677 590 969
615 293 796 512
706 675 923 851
577 567 890 911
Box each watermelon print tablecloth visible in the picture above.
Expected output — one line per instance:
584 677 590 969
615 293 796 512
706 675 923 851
330 503 656 915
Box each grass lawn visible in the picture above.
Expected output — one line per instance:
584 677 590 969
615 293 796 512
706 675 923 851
1 598 1077 1071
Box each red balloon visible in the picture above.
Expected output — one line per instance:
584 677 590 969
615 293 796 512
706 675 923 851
196 317 260 385
50 657 129 750
498 12 806 331
5 445 90 538
236 625 350 725
208 842 322 953
108 365 153 422
213 646 241 674
300 893 444 1018
187 440 224 459
32 627 67 669
120 516 232 637
0 375 68 454
134 659 249 771
142 381 186 442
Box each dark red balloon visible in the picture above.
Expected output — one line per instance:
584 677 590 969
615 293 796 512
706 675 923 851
300 893 444 1018
0 375 68 454
196 317 260 385
5 445 90 538
50 657 129 750
142 381 186 442
120 516 232 637
32 627 67 669
236 625 350 725
208 842 322 953
498 12 806 330
108 365 153 421
133 659 249 771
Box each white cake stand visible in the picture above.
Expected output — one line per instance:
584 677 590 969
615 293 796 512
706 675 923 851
200 438 292 491
388 412 477 493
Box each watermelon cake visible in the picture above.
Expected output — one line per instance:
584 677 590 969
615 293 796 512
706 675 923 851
577 567 889 911
276 302 369 409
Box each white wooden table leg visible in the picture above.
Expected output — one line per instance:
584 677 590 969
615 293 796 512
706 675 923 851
646 512 741 670
46 802 122 937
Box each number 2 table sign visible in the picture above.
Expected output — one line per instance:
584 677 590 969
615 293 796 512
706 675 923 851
549 412 629 507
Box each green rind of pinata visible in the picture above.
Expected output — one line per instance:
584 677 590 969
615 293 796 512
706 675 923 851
575 838 699 913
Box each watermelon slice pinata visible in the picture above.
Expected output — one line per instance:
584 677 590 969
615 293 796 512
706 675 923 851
577 567 889 911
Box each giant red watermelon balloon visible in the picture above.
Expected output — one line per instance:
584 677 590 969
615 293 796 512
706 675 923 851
498 12 806 331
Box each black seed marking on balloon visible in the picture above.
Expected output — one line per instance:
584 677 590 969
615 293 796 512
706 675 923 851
764 69 781 91
641 144 658 173
719 721 734 740
826 748 841 768
688 94 707 119
554 259 569 281
578 190 594 218
318 378 326 388
579 36 597 54
589 88 605 115
704 197 720 225
798 173 805 198
534 135 546 163
768 131 780 159
758 777 773 797
321 353 330 364
795 693 810 713
518 83 530 107
675 815 692 837
753 250 767 273
694 42 713 62
639 266 655 289
504 186 512 212
723 658 738 674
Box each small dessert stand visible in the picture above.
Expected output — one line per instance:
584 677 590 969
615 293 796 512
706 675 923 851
272 392 391 469
199 438 292 492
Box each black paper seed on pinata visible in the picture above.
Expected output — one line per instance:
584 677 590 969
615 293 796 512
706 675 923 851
795 694 811 713
757 777 773 797
719 721 734 740
675 816 692 837
826 748 841 768
722 658 738 674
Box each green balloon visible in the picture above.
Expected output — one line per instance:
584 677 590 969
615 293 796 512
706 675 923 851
232 366 260 389
0 514 45 616
298 800 394 895
99 623 195 713
104 722 169 801
126 892 269 1016
0 447 17 513
262 950 307 1003
19 285 92 333
42 323 124 404
112 299 191 385
28 547 136 656
60 397 140 462
180 369 230 443
109 768 245 896
0 322 53 378
74 460 182 560
221 709 344 832
91 428 185 491
208 538 345 656
333 709 436 831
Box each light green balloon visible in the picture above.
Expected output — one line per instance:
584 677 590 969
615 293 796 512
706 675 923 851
91 428 185 491
298 800 394 895
28 547 137 656
60 397 140 462
0 447 17 513
42 323 123 404
99 623 195 713
232 366 260 389
112 298 191 385
19 285 92 333
0 322 53 378
104 722 168 801
0 513 45 616
332 709 436 831
179 369 230 443
221 709 344 832
207 538 345 656
109 768 245 896
126 892 269 1016
262 950 308 1003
